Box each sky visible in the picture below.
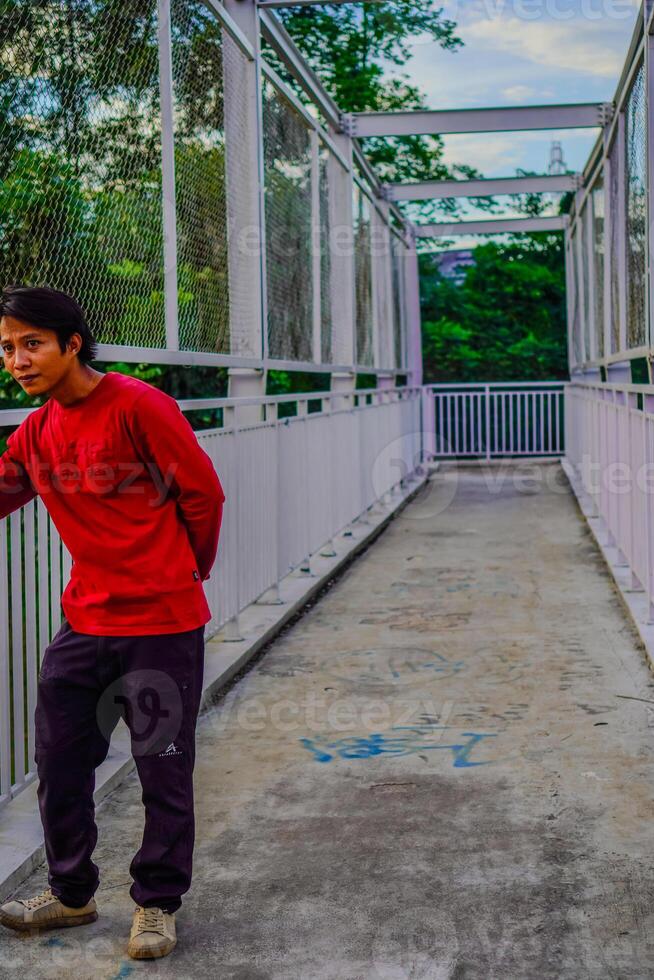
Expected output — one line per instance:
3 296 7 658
382 0 640 241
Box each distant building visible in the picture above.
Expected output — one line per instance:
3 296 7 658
434 249 475 285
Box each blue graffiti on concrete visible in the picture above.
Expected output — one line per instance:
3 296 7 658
300 725 498 767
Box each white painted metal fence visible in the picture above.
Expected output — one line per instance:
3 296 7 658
424 383 566 459
0 384 423 809
565 381 654 618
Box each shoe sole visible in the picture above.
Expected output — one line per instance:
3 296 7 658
0 909 98 933
128 940 177 960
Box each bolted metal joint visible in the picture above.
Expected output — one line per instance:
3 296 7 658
339 111 357 137
598 102 614 127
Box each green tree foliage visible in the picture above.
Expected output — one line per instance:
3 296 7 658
420 233 568 383
276 2 486 217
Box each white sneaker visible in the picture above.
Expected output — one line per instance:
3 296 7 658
0 887 97 932
127 905 177 959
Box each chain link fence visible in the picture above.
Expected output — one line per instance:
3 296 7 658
0 0 413 371
0 0 166 348
625 63 647 350
591 179 604 360
570 52 654 370
262 76 313 362
353 182 374 367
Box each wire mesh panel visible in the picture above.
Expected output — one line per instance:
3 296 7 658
391 234 407 370
171 0 229 353
580 204 590 361
625 63 647 349
0 1 165 346
592 178 605 359
262 77 313 361
318 145 333 364
609 134 622 353
318 144 353 366
570 231 582 366
372 206 392 369
353 183 374 366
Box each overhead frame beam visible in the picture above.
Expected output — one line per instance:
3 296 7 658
345 103 610 139
258 0 384 6
415 215 568 238
259 9 341 129
387 173 579 202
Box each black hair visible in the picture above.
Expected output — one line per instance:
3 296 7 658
0 285 98 364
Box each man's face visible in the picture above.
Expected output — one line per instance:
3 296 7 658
0 315 79 395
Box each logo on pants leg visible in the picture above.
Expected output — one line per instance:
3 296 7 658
97 669 184 757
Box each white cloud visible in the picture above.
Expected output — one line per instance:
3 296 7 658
502 84 537 102
464 18 627 78
441 128 597 175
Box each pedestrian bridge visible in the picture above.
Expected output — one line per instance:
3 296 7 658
4 458 654 976
3 0 654 974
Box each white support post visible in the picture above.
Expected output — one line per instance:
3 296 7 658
586 199 597 363
564 228 576 374
329 129 355 369
223 0 265 363
575 198 587 365
157 0 179 351
617 111 628 355
603 129 613 359
378 201 395 371
310 128 322 364
644 394 654 622
646 27 654 352
224 0 267 414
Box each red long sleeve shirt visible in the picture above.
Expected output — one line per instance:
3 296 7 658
0 371 226 635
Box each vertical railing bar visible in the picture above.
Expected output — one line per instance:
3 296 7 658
24 500 37 776
0 519 10 802
10 512 25 788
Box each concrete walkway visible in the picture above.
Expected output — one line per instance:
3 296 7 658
3 461 654 979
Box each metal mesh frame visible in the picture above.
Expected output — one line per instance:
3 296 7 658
625 62 647 349
609 134 622 354
580 204 590 362
592 178 605 360
262 76 313 361
319 143 353 366
372 205 393 370
171 0 229 354
570 232 582 366
353 182 374 367
391 234 407 371
0 0 166 347
0 2 414 370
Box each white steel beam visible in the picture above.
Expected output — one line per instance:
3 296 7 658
387 173 579 202
346 103 608 139
258 0 385 6
259 9 341 130
415 216 568 238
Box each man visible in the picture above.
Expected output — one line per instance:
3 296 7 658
0 285 226 960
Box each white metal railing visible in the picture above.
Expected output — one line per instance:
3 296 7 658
565 381 654 617
423 383 566 459
0 385 423 808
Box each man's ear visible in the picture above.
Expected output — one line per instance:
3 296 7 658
67 334 81 355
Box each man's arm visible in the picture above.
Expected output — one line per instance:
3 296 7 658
129 389 226 581
0 427 37 520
